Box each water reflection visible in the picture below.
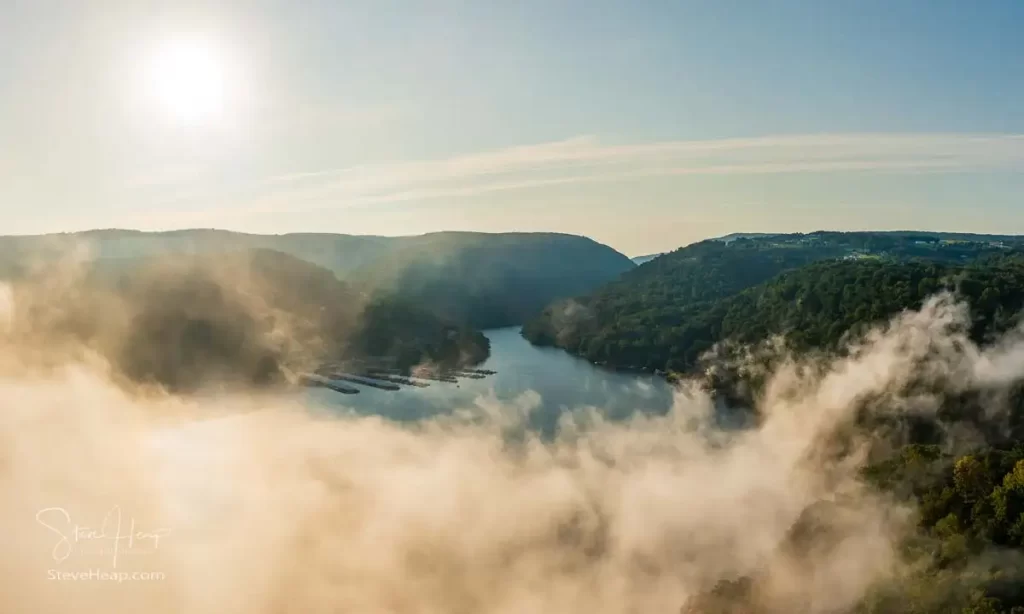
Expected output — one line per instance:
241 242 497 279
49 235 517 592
306 327 677 433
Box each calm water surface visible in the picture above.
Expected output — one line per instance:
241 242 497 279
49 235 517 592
305 327 677 432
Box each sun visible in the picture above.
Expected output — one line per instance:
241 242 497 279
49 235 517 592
145 37 229 124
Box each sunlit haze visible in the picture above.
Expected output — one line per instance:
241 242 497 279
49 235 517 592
1 1 1022 254
8 4 1024 614
144 37 230 125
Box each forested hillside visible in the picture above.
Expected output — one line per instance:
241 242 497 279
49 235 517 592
523 232 1024 371
0 229 633 328
350 232 636 328
599 238 1024 614
8 248 488 392
573 257 1024 372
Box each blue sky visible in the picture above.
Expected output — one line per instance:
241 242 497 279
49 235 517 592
1 0 1022 255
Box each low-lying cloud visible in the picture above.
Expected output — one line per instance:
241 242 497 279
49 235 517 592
3 292 1024 613
0 247 369 393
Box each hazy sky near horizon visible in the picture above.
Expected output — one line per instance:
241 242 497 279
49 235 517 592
2 1 1023 255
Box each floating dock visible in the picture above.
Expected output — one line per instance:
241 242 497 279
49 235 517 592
306 363 496 395
357 372 430 388
300 374 360 394
329 373 402 391
408 371 459 383
453 371 487 379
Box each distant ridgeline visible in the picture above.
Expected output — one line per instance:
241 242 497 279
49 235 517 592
631 253 664 265
522 231 1024 373
343 231 635 329
0 229 633 330
0 229 633 391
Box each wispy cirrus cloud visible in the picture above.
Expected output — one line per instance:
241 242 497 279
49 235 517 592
251 132 1024 211
133 132 1024 226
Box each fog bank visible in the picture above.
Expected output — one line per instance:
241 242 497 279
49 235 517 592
3 295 1024 613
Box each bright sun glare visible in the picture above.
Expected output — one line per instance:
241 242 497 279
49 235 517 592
145 38 229 124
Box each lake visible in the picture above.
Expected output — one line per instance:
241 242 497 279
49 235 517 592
305 327 677 432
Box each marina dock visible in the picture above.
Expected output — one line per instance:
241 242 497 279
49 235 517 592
329 373 402 391
304 363 497 396
300 374 360 394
